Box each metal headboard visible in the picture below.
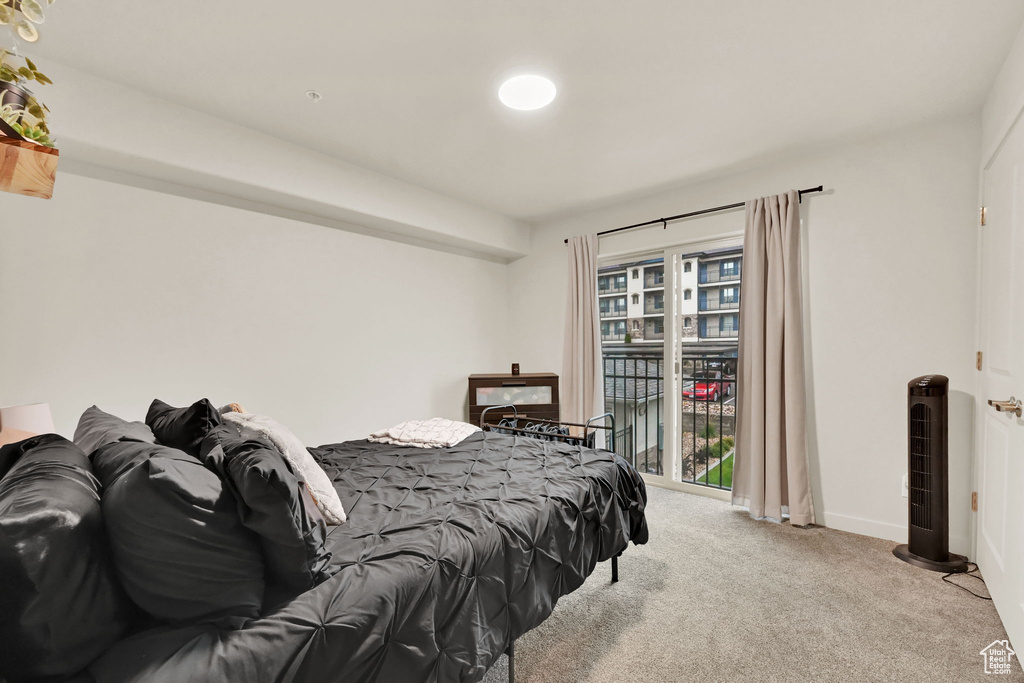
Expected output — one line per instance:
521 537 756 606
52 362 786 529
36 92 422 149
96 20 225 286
479 405 617 453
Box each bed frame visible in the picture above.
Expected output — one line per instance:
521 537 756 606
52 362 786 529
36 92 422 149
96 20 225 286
479 406 630 682
478 405 617 451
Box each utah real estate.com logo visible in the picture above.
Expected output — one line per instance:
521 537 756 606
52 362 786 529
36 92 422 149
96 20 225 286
980 640 1017 675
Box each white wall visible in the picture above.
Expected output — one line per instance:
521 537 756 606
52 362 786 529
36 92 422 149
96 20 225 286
509 117 981 554
0 172 510 446
983 21 1024 166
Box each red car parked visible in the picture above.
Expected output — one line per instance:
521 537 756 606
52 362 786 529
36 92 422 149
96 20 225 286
683 371 724 401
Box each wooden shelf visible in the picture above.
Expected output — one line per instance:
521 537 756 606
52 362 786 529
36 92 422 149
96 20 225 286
0 136 58 199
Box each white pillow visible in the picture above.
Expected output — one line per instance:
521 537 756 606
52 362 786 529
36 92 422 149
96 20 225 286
221 412 346 525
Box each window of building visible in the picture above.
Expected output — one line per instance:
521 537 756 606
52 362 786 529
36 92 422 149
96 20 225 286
601 272 628 292
631 293 639 304
653 292 664 310
684 261 692 273
684 288 692 300
601 320 626 339
721 286 738 304
721 260 738 278
684 316 692 327
632 269 639 279
654 318 664 334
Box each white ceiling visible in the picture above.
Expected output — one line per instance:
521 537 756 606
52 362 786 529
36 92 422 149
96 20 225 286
29 0 1024 221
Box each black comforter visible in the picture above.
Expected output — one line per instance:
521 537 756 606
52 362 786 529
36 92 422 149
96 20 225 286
87 432 648 683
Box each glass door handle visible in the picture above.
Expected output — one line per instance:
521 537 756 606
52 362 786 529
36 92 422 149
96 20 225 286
988 397 1023 418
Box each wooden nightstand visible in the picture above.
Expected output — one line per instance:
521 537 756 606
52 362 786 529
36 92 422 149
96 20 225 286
468 373 559 427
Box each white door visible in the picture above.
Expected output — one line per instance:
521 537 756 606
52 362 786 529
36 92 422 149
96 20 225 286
976 116 1024 652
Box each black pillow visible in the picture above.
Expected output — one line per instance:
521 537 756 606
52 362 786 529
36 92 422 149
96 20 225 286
145 398 222 455
0 435 134 681
74 405 155 457
91 439 164 489
200 429 336 597
93 441 265 627
0 442 20 480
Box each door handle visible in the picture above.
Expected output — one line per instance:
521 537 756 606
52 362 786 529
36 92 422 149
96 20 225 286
988 397 1023 418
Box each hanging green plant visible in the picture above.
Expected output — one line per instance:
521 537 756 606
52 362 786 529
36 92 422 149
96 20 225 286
0 0 63 199
0 53 52 85
0 49 53 147
0 0 58 45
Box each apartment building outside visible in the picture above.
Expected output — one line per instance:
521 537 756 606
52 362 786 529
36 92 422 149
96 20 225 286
697 248 742 341
598 246 742 348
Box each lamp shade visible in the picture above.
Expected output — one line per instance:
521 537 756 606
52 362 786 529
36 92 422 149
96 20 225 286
0 403 55 447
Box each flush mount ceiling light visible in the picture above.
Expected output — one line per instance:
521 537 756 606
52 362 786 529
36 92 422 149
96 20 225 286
498 74 556 111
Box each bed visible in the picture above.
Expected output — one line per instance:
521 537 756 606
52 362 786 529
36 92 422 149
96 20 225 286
83 429 648 683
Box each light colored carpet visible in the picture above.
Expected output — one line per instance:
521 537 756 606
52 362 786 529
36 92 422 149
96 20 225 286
481 485 1021 682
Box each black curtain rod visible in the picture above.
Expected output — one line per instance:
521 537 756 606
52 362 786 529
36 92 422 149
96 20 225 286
563 185 824 244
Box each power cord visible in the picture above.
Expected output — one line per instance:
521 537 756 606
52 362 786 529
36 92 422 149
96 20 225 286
942 562 992 600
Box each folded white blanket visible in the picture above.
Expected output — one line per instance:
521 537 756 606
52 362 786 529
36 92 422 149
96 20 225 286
369 418 480 449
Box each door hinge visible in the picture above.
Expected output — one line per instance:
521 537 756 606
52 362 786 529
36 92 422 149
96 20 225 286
980 206 987 226
976 351 983 371
972 491 978 512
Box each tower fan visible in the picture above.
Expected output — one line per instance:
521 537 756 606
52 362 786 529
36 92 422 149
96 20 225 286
893 374 968 573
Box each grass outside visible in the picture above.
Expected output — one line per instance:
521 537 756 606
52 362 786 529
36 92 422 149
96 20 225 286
697 451 734 488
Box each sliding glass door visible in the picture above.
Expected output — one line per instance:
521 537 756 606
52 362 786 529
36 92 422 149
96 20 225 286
668 240 742 494
600 237 742 496
599 257 666 475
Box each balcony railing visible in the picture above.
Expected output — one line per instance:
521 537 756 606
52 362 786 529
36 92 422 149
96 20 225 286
602 348 737 489
603 348 664 476
698 299 740 312
644 303 664 315
599 282 627 294
601 333 626 342
600 308 628 318
700 327 739 339
679 355 736 490
698 269 742 285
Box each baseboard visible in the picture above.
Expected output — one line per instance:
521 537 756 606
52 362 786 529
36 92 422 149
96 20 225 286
822 512 971 557
821 512 906 544
642 488 974 556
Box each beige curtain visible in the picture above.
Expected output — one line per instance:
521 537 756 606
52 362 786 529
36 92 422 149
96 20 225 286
562 234 603 427
732 190 814 526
